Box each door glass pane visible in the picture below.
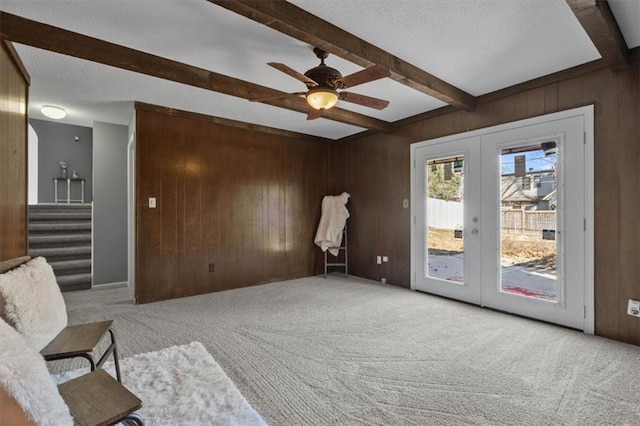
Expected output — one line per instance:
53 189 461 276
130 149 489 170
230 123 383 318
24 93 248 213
500 142 558 301
425 156 464 284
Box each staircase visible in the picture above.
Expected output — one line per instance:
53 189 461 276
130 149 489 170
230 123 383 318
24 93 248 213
28 204 92 291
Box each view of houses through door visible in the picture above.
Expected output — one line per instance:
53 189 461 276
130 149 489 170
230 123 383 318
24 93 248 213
411 107 593 331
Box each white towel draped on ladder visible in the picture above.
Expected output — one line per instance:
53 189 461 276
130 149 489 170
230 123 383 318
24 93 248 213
314 192 350 256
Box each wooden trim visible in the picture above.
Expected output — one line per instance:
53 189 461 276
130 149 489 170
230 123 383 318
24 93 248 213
477 59 606 104
0 12 391 132
629 46 640 67
0 41 29 260
135 102 330 144
336 129 377 144
336 105 461 143
567 0 629 70
24 83 29 254
391 105 460 130
210 0 477 111
24 69 29 254
0 256 31 274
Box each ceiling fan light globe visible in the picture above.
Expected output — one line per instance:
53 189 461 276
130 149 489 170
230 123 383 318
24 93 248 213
306 88 338 110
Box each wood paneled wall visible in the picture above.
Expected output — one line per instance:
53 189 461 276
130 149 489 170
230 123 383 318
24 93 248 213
0 42 29 262
337 65 639 346
135 106 334 303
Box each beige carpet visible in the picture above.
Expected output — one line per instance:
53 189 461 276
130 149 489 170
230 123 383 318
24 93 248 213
54 275 640 425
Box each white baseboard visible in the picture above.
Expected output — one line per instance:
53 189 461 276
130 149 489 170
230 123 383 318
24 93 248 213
91 281 128 290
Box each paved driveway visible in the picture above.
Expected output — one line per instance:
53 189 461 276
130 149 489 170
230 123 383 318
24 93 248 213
427 252 556 300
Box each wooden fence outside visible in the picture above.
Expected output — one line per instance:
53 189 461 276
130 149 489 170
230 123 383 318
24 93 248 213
502 209 556 234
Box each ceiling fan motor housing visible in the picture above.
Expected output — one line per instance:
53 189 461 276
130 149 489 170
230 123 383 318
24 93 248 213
304 65 345 89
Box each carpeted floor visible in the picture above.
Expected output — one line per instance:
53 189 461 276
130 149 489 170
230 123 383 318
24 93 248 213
55 275 640 425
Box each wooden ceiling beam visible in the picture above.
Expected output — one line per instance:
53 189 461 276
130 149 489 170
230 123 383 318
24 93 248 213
567 0 629 70
210 0 477 111
0 12 392 132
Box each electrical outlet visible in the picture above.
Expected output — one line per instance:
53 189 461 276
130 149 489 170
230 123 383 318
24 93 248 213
382 256 388 262
208 263 215 272
376 256 382 264
628 299 640 317
149 197 156 208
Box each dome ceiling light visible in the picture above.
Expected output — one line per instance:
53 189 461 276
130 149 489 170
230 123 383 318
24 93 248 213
41 105 66 119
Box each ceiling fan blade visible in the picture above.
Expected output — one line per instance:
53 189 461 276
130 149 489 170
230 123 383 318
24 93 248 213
307 108 322 120
335 65 390 89
268 62 318 87
250 92 305 103
339 91 390 110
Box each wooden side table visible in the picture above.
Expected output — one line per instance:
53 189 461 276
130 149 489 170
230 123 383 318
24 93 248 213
58 369 143 426
41 320 122 383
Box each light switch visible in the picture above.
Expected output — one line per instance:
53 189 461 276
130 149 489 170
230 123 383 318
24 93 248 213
149 197 156 208
383 256 388 262
376 256 382 264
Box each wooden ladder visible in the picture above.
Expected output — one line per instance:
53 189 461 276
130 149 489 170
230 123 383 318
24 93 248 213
324 226 348 277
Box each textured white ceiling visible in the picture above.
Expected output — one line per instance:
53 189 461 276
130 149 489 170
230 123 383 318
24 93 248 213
1 0 637 139
17 45 363 139
609 0 640 48
291 0 601 95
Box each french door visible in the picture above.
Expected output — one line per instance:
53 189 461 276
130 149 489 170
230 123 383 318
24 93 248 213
413 135 483 305
411 108 593 331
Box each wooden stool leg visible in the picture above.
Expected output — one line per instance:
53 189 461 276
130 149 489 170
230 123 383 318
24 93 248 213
110 329 122 383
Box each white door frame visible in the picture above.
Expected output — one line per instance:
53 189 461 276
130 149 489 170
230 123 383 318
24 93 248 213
410 106 594 334
127 130 136 294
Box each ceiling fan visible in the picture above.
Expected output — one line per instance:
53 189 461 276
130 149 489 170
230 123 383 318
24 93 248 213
254 48 391 120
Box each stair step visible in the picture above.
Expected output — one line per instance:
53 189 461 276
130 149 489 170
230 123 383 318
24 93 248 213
29 234 91 245
29 222 92 233
57 273 92 291
28 204 93 292
49 259 92 272
29 204 91 214
29 212 91 221
29 246 91 259
60 282 92 292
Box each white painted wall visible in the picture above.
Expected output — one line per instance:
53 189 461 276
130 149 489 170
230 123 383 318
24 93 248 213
93 121 128 286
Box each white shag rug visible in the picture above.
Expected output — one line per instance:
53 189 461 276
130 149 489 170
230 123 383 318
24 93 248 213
53 342 267 426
